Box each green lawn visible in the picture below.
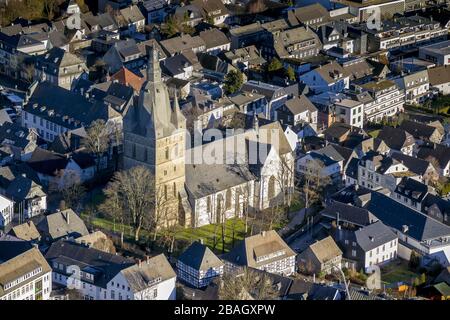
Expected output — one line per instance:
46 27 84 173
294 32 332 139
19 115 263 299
368 129 380 138
381 261 420 285
81 212 246 254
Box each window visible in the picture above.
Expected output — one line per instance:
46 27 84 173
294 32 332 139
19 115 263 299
352 250 356 257
165 147 169 160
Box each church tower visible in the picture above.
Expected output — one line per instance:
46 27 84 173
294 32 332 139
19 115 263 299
123 46 188 228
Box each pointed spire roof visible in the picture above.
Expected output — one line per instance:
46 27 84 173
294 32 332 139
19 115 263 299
171 90 186 129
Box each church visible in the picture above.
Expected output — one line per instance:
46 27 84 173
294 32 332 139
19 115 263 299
123 46 191 228
123 46 295 229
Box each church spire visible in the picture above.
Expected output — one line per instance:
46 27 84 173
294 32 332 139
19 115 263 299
171 90 186 129
146 45 161 84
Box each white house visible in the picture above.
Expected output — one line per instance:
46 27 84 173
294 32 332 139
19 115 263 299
46 241 177 300
0 194 14 229
299 61 349 94
0 244 52 300
332 99 364 128
223 230 297 276
177 241 224 288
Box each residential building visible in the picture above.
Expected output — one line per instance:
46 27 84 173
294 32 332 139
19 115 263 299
241 81 288 119
276 95 318 129
0 241 52 300
36 209 89 244
333 220 398 272
45 240 176 300
428 65 450 95
399 120 443 144
417 143 450 177
298 236 343 275
177 241 224 288
9 221 41 243
0 194 14 229
199 29 231 56
34 47 88 90
358 151 409 191
299 61 349 94
395 70 431 105
141 0 169 23
263 26 322 61
377 126 415 156
419 40 450 66
363 15 446 52
223 230 296 276
391 177 431 211
366 191 450 267
331 99 364 129
355 80 405 123
159 34 206 57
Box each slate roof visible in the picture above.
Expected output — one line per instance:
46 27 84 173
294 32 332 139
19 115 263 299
121 254 176 293
199 28 230 50
10 221 40 242
417 143 450 169
0 244 51 297
428 66 450 86
307 236 342 264
45 240 132 289
24 81 100 130
27 148 68 176
177 241 224 271
321 201 378 227
400 120 440 141
355 221 397 252
377 126 415 151
185 162 255 199
37 209 89 241
5 176 46 201
223 230 296 269
283 95 317 115
390 152 433 176
366 191 450 242
394 177 429 203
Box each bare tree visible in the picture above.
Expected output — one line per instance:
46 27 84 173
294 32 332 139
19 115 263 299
102 166 155 241
99 183 126 247
219 268 279 300
298 159 331 209
50 170 86 212
82 119 110 173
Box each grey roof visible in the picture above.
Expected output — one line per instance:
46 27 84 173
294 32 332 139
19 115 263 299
199 28 230 50
307 236 342 264
177 241 223 271
24 81 100 129
377 126 415 151
223 230 296 269
394 177 429 203
283 95 317 115
417 143 450 169
37 209 89 241
355 221 397 252
321 201 379 227
390 152 433 176
366 191 450 242
119 5 145 24
400 120 439 141
45 240 132 289
5 176 46 202
121 254 176 292
185 162 255 199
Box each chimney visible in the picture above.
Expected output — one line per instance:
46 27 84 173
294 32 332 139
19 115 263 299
146 256 150 264
199 238 204 245
369 236 374 242
138 259 142 267
402 225 409 234
64 211 70 225
261 231 266 237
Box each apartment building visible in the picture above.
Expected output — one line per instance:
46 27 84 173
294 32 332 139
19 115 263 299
356 80 405 123
0 241 52 300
